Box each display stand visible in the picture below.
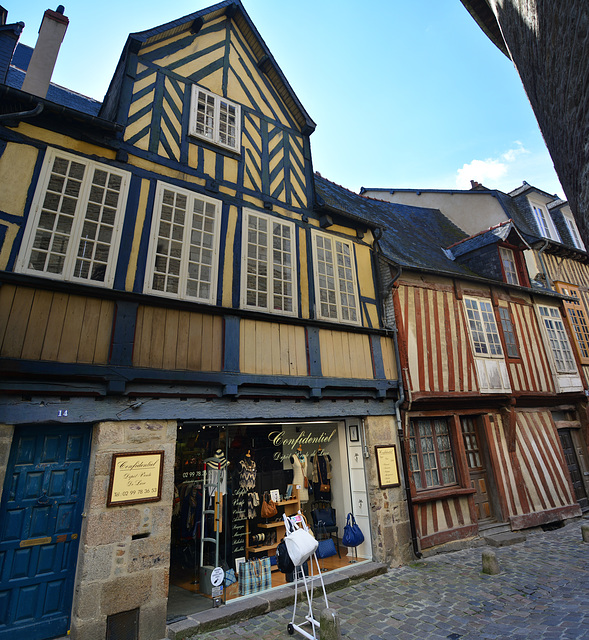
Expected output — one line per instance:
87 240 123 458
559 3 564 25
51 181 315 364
285 512 329 640
245 490 300 568
199 457 223 596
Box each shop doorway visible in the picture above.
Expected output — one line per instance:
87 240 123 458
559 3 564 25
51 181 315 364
167 420 369 618
558 429 589 510
0 424 91 640
460 416 497 523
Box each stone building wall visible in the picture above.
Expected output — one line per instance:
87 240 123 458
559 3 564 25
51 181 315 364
364 415 413 566
70 420 177 640
463 0 589 246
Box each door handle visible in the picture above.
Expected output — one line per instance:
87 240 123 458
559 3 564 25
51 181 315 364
37 493 50 506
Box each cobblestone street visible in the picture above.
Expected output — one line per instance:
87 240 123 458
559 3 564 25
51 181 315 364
193 519 589 640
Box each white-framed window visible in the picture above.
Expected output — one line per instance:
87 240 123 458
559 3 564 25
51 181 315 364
537 305 577 373
144 182 221 304
16 148 130 287
499 247 519 285
189 85 241 152
241 209 297 315
311 231 360 325
463 297 503 357
562 212 585 250
530 201 560 242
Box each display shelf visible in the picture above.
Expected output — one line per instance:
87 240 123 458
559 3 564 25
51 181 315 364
245 490 300 567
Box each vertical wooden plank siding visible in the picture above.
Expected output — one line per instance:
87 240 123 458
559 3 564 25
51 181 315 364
239 319 306 377
487 413 522 516
318 330 373 379
380 337 398 380
133 306 223 372
395 284 477 394
0 286 114 364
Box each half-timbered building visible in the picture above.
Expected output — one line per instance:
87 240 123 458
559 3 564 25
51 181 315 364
0 4 409 639
362 182 589 516
321 177 585 553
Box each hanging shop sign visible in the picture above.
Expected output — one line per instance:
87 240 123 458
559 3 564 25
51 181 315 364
375 445 401 489
107 451 164 506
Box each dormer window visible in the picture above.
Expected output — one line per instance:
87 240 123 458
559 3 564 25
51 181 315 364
499 247 519 285
189 86 241 152
531 202 560 241
562 211 585 250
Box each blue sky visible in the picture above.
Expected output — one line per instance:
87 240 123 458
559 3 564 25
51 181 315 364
8 1 564 198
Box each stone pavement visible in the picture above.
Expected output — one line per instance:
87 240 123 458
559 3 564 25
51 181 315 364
191 518 589 639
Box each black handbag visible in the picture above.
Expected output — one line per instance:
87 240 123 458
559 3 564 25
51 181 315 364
276 538 294 573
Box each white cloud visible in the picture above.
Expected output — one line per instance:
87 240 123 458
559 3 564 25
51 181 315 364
455 143 530 190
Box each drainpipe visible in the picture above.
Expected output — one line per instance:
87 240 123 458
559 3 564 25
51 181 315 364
392 320 422 559
382 260 422 559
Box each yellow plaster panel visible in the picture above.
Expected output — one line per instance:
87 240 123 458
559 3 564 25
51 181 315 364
219 186 237 197
203 148 216 179
128 89 155 118
165 77 184 112
12 124 116 159
129 155 206 189
298 227 309 318
229 40 291 126
355 244 376 299
0 143 38 217
125 179 151 292
188 144 200 170
132 72 157 95
222 206 238 307
0 223 19 270
223 156 239 184
140 30 193 56
160 116 180 160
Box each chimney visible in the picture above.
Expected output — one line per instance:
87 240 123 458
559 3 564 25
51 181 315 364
21 5 68 98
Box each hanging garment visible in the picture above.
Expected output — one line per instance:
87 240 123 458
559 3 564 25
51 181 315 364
238 456 257 490
290 453 309 502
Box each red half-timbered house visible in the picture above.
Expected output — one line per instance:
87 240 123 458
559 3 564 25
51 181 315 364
317 176 584 553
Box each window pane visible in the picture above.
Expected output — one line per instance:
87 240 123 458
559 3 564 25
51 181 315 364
499 247 519 285
409 418 457 490
499 307 519 358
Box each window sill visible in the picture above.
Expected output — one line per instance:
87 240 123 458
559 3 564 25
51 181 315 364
412 486 476 503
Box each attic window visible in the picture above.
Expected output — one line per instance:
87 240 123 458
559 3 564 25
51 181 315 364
531 202 560 242
189 86 241 152
499 247 519 285
562 212 585 250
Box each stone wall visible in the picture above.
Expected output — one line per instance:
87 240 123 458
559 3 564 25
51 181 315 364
363 415 414 566
474 1 589 245
70 420 177 640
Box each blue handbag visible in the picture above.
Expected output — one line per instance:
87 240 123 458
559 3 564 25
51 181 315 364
314 507 335 527
342 512 364 547
316 521 337 559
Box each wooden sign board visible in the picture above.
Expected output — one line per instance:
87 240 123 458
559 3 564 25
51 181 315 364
375 445 401 489
107 451 164 506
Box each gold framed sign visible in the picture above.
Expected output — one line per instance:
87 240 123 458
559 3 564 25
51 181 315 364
107 451 164 507
375 445 400 489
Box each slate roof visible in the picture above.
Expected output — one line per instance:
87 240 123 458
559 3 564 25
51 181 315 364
447 220 529 259
314 174 482 278
6 44 101 116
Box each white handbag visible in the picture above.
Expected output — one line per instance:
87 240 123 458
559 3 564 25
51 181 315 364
283 513 318 566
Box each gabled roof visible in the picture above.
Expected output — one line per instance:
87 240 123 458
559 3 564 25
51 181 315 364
447 220 529 259
100 0 315 133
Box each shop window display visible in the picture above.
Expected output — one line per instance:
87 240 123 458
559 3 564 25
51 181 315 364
168 421 367 614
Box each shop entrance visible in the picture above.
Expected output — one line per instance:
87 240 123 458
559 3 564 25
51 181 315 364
167 420 369 618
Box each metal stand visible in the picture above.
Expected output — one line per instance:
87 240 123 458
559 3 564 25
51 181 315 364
285 513 329 640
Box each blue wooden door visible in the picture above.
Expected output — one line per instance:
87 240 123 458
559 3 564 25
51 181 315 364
0 425 91 640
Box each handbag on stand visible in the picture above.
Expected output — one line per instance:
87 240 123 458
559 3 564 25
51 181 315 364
283 513 318 566
261 492 277 519
342 512 364 547
238 557 271 595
